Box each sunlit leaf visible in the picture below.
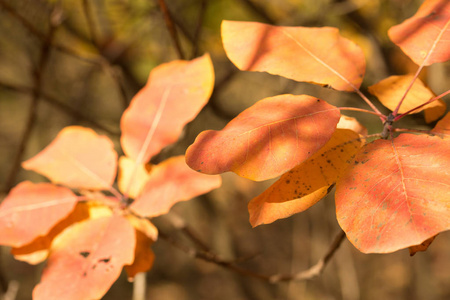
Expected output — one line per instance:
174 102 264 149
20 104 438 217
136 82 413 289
432 112 450 134
368 75 446 121
118 156 152 199
22 126 117 190
125 214 158 241
186 94 340 181
336 134 450 253
0 182 78 248
388 0 450 66
130 156 221 218
222 20 366 91
249 129 363 226
11 202 91 265
409 235 437 256
120 54 214 164
124 230 155 280
33 216 135 300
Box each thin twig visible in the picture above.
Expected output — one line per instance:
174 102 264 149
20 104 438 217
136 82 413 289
394 89 450 121
339 106 385 118
239 0 276 24
159 223 347 283
157 0 185 59
4 6 61 193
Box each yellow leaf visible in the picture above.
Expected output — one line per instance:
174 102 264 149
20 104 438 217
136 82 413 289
368 75 446 122
125 214 158 241
118 156 152 198
124 230 155 280
249 129 363 226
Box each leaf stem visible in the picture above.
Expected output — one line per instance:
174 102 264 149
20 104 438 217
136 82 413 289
353 89 385 120
339 107 386 119
394 89 450 121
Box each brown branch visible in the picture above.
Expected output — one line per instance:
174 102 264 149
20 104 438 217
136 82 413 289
238 0 276 24
4 6 61 193
156 0 185 59
159 215 347 283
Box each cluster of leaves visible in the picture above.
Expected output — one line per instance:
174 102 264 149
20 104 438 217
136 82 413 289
0 0 449 299
186 0 450 254
0 54 221 299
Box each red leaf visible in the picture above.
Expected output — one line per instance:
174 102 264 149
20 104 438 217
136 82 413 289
0 182 78 248
120 54 214 164
388 0 450 66
130 156 221 217
22 126 117 190
186 94 340 181
222 20 366 91
336 134 450 253
33 216 135 300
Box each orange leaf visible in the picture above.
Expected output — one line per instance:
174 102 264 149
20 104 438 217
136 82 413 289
120 54 214 164
249 129 363 226
388 0 450 66
33 216 135 300
368 75 446 121
336 134 450 253
130 156 221 217
432 112 450 134
124 230 155 280
409 235 437 256
125 214 158 241
221 20 365 91
118 156 152 199
186 94 340 181
0 182 78 248
22 126 117 190
11 202 91 265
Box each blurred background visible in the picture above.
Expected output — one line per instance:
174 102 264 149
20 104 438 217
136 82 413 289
0 0 449 299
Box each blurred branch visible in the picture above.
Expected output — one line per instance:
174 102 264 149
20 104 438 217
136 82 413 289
82 0 100 45
239 0 276 24
0 81 119 136
190 0 208 59
156 0 185 59
160 215 347 283
4 5 62 193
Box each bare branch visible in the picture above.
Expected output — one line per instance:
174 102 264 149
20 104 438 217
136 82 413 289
156 0 185 59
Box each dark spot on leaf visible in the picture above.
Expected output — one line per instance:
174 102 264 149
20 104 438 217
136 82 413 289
83 271 87 277
286 180 290 184
200 162 204 164
99 257 111 264
80 251 90 258
326 160 331 163
316 99 321 102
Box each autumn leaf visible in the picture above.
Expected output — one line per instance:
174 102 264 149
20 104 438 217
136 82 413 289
432 112 450 134
388 0 450 66
11 202 92 265
130 156 221 218
409 235 437 256
337 115 368 136
118 156 152 198
221 20 366 91
0 182 78 248
120 54 214 164
125 230 155 279
335 134 450 253
368 74 446 122
249 129 363 226
33 216 135 300
22 126 117 190
186 94 340 181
